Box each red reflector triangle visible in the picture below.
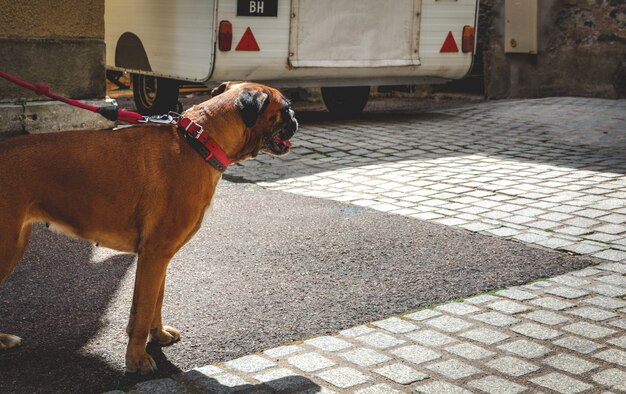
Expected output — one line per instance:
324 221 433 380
235 27 260 51
440 31 459 53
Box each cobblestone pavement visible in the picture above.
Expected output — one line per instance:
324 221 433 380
111 97 626 393
233 97 626 264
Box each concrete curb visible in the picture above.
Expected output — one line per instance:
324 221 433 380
0 98 116 136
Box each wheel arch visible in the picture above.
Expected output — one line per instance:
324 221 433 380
115 32 152 72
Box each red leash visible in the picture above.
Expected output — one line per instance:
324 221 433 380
0 70 145 123
0 70 231 172
0 69 98 110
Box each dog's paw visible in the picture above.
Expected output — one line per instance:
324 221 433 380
126 351 158 375
0 333 22 350
150 325 181 346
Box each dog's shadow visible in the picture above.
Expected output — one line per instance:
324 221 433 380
0 223 145 393
0 224 324 394
172 370 322 394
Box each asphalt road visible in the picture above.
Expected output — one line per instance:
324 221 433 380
0 176 595 393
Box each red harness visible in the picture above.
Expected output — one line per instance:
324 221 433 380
0 70 231 173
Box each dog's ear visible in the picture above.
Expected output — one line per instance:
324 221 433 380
211 82 230 97
235 89 269 128
211 81 245 97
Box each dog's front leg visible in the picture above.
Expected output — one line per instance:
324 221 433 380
125 250 172 374
149 276 181 345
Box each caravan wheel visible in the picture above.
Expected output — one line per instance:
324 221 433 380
132 74 180 115
321 86 370 117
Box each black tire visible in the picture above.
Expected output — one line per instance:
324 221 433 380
132 74 180 115
321 86 370 117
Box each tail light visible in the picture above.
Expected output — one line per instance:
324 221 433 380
462 25 475 53
218 20 233 51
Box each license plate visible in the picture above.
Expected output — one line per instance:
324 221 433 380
237 0 278 17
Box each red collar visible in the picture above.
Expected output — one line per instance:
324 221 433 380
177 117 231 173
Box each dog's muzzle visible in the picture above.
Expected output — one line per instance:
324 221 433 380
265 108 297 157
279 108 298 141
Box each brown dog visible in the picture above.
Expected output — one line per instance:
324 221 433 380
0 82 297 373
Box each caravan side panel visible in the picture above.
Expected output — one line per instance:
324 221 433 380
105 0 216 82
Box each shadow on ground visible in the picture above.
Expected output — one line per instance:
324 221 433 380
0 225 157 394
224 99 626 186
173 370 321 393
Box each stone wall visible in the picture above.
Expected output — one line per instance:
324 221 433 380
481 0 626 99
0 0 105 102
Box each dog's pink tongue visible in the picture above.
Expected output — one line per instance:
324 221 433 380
274 135 292 148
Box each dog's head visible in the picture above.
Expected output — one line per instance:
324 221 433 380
210 81 298 159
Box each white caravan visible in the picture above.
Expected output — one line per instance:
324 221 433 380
105 0 479 115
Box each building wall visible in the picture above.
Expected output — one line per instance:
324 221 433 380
0 0 105 102
480 0 626 99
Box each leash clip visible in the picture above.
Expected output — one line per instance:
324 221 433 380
139 114 176 124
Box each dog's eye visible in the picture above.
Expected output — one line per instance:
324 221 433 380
269 115 277 124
